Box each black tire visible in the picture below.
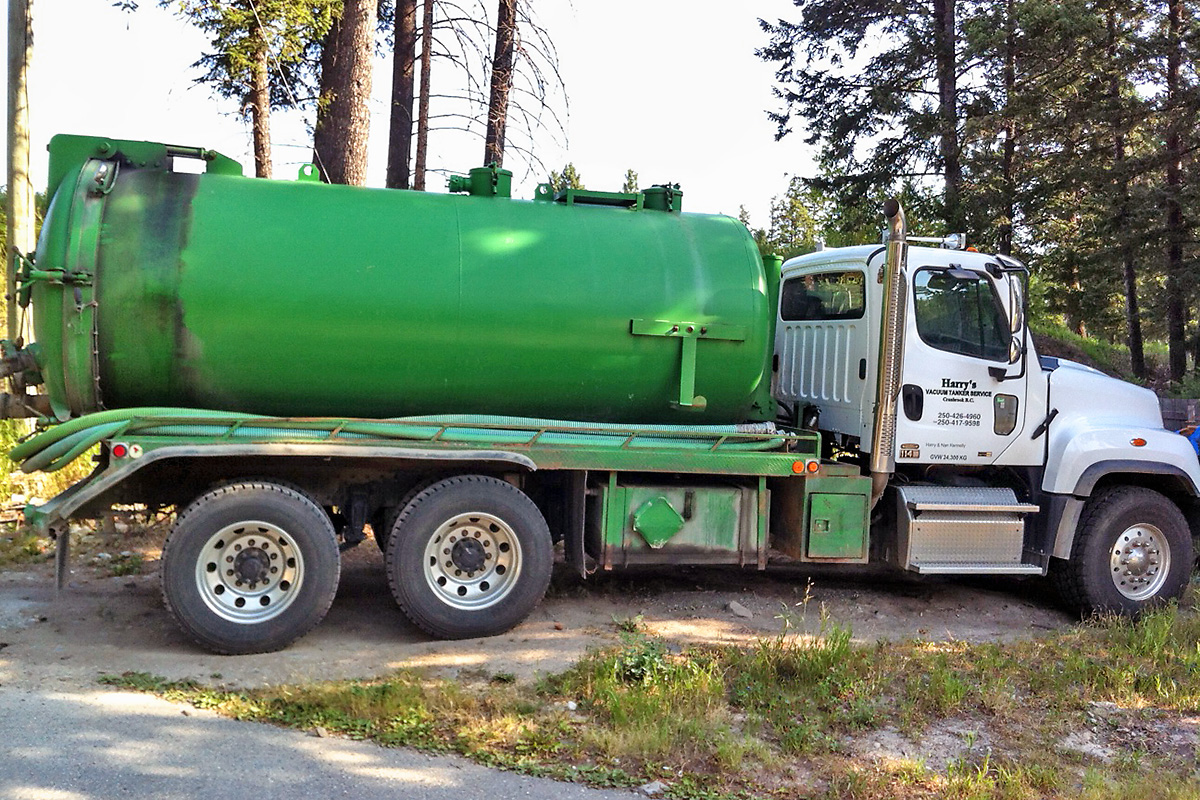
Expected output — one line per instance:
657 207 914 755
385 475 553 639
1052 486 1193 616
371 477 442 554
162 482 341 654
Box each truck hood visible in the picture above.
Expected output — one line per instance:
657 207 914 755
1040 358 1200 497
1046 358 1163 429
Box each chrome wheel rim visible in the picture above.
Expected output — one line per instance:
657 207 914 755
1109 523 1170 601
422 511 521 611
195 521 304 623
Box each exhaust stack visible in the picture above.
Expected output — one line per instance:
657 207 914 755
870 199 909 508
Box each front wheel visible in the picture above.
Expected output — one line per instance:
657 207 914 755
1054 486 1193 615
385 475 553 639
161 482 341 654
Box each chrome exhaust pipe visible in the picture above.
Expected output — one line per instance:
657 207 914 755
870 199 909 508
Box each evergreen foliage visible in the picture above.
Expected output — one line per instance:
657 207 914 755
760 0 1200 381
163 0 339 177
548 162 584 192
621 169 639 194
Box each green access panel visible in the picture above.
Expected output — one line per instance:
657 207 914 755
807 492 868 560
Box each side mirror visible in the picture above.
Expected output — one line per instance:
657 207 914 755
1008 276 1025 335
1009 333 1022 365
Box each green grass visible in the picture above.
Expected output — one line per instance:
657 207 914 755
105 552 144 577
100 603 1200 800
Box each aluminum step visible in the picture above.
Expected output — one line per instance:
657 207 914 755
907 500 1040 514
903 485 1039 515
911 563 1045 575
895 485 1041 573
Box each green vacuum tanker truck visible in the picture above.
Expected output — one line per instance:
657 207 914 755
2 134 1196 654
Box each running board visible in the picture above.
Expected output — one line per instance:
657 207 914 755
895 485 1039 573
910 563 1045 575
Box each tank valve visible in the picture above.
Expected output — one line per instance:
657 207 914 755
448 164 513 198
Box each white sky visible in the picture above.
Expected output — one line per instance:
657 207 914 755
6 1 813 225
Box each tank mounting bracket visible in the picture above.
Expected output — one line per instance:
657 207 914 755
630 319 746 410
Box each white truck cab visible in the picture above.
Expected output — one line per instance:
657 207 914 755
775 212 1199 614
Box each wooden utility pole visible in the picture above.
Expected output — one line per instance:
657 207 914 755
7 0 34 342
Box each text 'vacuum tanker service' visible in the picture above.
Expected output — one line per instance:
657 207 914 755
2 134 1195 653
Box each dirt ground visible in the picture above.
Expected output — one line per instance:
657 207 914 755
7 526 1197 786
0 525 1075 692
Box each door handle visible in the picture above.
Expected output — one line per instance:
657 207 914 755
901 384 924 421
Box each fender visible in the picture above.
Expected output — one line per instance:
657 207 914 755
1042 422 1200 498
1043 437 1200 560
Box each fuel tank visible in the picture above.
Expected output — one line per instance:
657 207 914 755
22 135 776 424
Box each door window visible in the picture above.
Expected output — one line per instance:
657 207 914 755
913 268 1009 361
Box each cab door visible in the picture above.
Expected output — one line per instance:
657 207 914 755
893 257 1029 467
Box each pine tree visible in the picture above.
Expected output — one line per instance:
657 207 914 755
386 0 418 189
548 163 583 192
165 0 338 178
758 0 978 231
483 0 516 166
763 176 820 260
312 0 378 185
621 169 639 194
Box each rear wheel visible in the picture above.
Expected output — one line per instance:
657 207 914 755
162 482 340 654
385 475 552 639
1054 486 1192 615
371 478 441 554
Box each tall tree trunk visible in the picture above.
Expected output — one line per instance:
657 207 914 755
312 0 377 186
998 0 1015 256
1108 9 1145 378
249 23 272 179
1164 0 1187 381
6 0 34 343
932 0 961 232
483 0 516 167
413 0 433 190
386 0 417 189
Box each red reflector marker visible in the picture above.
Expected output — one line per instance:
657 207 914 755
1130 438 1147 447
111 443 128 458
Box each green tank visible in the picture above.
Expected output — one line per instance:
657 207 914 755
13 135 777 424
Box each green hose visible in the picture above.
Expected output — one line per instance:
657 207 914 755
9 407 261 462
20 421 128 473
12 408 793 473
133 418 782 451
